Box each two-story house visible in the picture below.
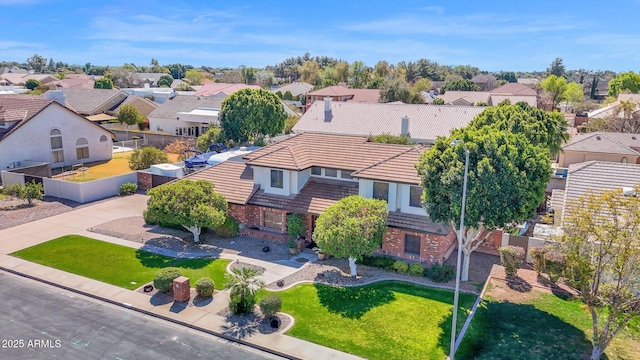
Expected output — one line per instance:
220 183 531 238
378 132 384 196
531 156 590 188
184 132 467 264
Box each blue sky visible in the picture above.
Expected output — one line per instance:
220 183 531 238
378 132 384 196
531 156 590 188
2 0 640 72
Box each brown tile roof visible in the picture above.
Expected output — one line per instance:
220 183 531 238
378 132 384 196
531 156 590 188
490 83 537 96
248 178 359 214
351 147 425 184
306 85 380 103
306 85 357 97
244 132 416 171
181 161 258 204
194 83 261 96
387 211 452 234
0 98 54 140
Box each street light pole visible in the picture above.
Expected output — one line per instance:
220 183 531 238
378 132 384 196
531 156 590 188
449 144 470 360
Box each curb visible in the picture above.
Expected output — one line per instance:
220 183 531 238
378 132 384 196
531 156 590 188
0 265 300 360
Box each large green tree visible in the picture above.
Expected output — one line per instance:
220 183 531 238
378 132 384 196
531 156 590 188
563 82 585 111
219 88 287 143
128 146 169 170
350 61 370 88
541 75 568 108
379 78 412 103
94 77 114 89
196 126 223 151
26 54 46 73
557 188 640 360
184 70 205 85
313 195 388 278
416 128 551 281
157 75 173 87
466 101 570 156
143 179 227 243
117 104 144 126
25 79 40 90
608 71 640 98
547 57 566 78
440 78 480 93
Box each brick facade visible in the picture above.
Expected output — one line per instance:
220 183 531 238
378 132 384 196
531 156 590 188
228 203 290 243
476 229 503 255
379 227 457 264
137 171 152 190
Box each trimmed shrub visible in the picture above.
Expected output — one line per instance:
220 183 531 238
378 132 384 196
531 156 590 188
529 247 547 275
119 182 138 195
214 217 239 238
195 277 215 298
408 263 426 277
259 294 282 318
393 260 409 274
498 246 525 277
229 291 256 315
286 213 306 240
153 267 182 293
544 251 565 283
425 264 455 283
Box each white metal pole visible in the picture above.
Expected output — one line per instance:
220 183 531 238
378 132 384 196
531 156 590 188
449 148 469 360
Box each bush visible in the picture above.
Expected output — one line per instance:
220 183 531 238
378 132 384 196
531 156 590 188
498 246 525 277
259 294 282 318
229 291 256 315
529 247 547 275
153 267 183 293
544 251 565 283
195 277 215 298
4 181 43 206
408 263 426 277
361 255 397 271
128 146 169 170
253 135 266 147
393 260 409 274
425 264 455 283
119 182 137 195
286 213 306 240
284 116 299 133
214 217 239 238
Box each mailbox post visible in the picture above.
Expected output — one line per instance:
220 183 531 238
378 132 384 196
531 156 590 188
173 276 190 302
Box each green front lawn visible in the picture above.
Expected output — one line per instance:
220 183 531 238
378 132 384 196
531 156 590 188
457 284 640 360
269 282 476 360
11 235 230 290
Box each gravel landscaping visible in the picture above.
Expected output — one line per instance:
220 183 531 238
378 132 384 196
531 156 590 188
0 195 114 231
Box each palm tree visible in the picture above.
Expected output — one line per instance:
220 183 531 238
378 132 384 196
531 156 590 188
224 267 265 314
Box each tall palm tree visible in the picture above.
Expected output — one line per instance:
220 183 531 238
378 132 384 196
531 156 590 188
224 267 265 309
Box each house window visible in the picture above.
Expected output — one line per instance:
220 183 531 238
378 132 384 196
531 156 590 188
404 234 421 255
270 169 284 189
50 129 64 163
157 125 164 132
76 138 89 160
622 157 628 164
340 170 353 179
100 135 108 142
311 166 321 175
263 210 283 230
409 186 423 208
373 182 389 202
325 168 337 177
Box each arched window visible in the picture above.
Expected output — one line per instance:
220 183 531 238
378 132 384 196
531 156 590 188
100 135 108 142
76 137 89 160
50 129 64 163
622 157 628 164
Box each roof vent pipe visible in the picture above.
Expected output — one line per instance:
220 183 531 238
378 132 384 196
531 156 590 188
324 97 332 122
401 116 410 136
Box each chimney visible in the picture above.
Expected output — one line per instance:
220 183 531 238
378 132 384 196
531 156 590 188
429 89 435 98
401 116 410 136
324 97 332 122
44 90 66 106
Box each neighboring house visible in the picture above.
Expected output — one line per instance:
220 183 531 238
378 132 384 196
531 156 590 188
194 83 261 97
42 88 129 116
107 94 158 117
184 132 473 264
304 85 380 111
272 82 314 97
587 94 640 120
555 161 640 223
566 75 610 101
0 97 113 170
147 95 224 136
50 78 95 89
123 87 176 104
489 83 538 106
471 73 497 91
435 83 537 107
438 91 491 106
0 73 57 86
517 78 539 88
558 132 640 168
0 66 28 75
293 98 485 145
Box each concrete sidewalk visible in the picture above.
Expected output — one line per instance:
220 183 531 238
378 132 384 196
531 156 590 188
0 195 363 360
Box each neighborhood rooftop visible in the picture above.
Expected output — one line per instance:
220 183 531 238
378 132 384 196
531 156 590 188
0 97 54 140
563 132 640 155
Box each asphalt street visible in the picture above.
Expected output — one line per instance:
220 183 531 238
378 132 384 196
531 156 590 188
0 272 283 360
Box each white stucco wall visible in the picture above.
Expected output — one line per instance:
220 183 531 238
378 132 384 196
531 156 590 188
0 104 113 171
398 183 428 216
253 166 291 196
358 179 426 215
